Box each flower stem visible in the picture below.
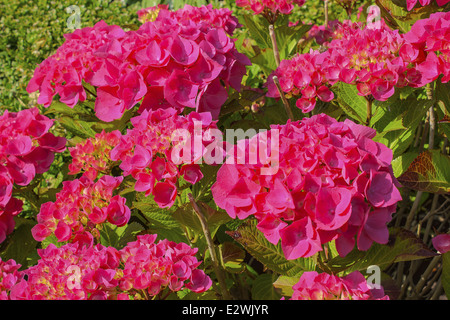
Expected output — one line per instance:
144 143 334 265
272 75 294 120
188 193 231 300
269 24 280 67
366 96 373 126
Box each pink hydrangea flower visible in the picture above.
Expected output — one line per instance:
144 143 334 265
110 108 221 209
119 234 211 296
0 258 22 300
266 17 450 112
432 234 450 254
27 5 250 122
288 271 389 300
0 108 66 243
403 11 450 84
68 130 121 180
212 114 401 259
31 175 130 244
405 0 449 11
5 234 211 300
236 0 306 16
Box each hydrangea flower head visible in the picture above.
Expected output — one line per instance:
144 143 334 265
5 235 211 300
288 271 389 300
0 107 66 243
110 108 221 209
31 175 130 244
27 5 249 122
212 114 401 259
68 130 121 180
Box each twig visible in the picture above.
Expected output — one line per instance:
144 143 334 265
188 193 231 300
272 75 294 120
324 0 329 27
366 97 373 126
411 255 441 299
405 191 423 230
269 24 280 67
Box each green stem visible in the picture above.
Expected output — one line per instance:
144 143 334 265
269 24 280 67
272 75 294 120
366 97 373 126
188 193 231 300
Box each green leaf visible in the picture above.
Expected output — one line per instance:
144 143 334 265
220 241 246 273
227 220 317 277
442 252 450 299
328 228 437 275
275 23 313 59
58 116 97 139
250 47 277 77
391 151 420 178
172 203 203 234
99 222 144 249
397 150 450 194
132 193 186 242
335 83 367 124
273 275 301 298
0 217 38 269
241 14 272 49
251 273 281 300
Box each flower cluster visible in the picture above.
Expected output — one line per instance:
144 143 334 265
403 11 450 84
288 271 389 300
27 5 250 122
31 175 130 244
267 19 418 112
4 234 211 300
9 241 123 300
161 4 241 36
26 21 127 110
0 108 66 243
0 198 22 244
119 234 212 296
267 49 336 113
68 130 121 180
0 258 22 300
110 108 220 209
406 0 449 11
236 0 306 16
212 114 402 259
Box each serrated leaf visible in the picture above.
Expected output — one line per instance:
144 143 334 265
275 23 313 59
251 273 281 300
336 83 367 124
172 204 203 233
58 116 97 139
133 197 181 230
100 223 144 249
220 242 245 273
391 151 420 178
227 220 316 276
328 228 437 275
273 275 301 298
241 14 272 49
397 150 450 194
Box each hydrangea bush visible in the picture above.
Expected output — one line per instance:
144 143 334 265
1 0 449 301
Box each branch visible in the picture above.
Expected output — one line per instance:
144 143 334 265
272 75 294 120
188 193 231 300
269 24 280 67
